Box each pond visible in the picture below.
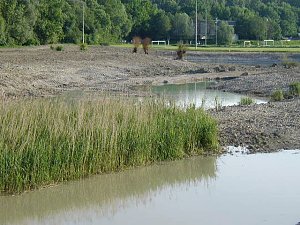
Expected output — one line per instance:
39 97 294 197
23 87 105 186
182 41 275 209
1 149 299 225
152 82 267 109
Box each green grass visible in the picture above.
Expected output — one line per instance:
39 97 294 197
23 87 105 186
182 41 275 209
289 82 300 96
0 97 219 194
79 43 88 51
113 43 300 53
50 45 64 51
271 90 284 101
239 97 255 105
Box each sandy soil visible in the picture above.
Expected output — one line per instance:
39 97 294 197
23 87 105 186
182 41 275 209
0 45 299 152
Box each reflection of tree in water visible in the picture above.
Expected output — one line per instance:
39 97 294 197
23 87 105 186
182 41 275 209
1 156 216 224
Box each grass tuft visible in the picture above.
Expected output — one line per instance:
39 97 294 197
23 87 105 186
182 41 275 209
55 45 64 51
80 43 88 51
239 97 255 105
271 90 284 101
289 82 300 96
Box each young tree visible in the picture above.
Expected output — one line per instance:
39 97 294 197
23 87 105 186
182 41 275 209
171 13 194 40
0 15 6 45
34 0 65 44
149 10 171 40
123 0 158 37
98 0 132 41
217 21 234 45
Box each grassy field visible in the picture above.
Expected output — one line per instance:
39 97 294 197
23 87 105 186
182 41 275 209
0 97 219 194
113 43 300 53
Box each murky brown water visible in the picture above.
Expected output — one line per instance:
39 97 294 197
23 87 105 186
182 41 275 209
1 150 300 225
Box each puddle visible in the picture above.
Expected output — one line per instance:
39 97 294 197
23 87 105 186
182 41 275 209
152 82 267 109
1 150 299 225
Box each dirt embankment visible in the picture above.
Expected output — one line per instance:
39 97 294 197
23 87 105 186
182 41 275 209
211 99 300 153
0 45 252 98
0 45 299 152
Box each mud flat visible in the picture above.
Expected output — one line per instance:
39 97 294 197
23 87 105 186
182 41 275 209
0 45 299 153
210 98 300 153
0 45 253 98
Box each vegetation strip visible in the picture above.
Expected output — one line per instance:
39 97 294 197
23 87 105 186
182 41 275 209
0 98 219 194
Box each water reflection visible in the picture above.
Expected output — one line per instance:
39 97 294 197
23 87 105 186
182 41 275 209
0 157 217 225
1 151 300 225
152 82 267 109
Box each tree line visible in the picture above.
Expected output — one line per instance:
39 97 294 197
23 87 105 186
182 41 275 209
0 0 299 46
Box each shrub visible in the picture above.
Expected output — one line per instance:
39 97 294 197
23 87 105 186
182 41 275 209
55 45 64 51
239 97 255 105
282 55 299 68
80 43 88 51
271 90 284 101
282 61 299 68
176 42 187 60
289 82 300 96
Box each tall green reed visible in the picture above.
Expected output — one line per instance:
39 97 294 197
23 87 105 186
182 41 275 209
0 97 219 193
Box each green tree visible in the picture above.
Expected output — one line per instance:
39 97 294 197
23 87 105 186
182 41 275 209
171 13 194 40
84 0 112 44
236 12 267 40
2 0 37 45
34 0 65 44
98 0 132 41
217 21 234 45
151 0 180 14
149 10 171 40
0 15 6 45
123 0 157 37
278 3 298 37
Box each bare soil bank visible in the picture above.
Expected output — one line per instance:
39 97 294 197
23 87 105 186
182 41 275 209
0 45 299 152
0 45 251 98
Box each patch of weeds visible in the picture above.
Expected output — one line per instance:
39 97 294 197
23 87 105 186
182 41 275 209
282 61 299 68
271 90 284 101
289 82 300 96
100 42 110 46
239 96 255 105
80 43 88 51
214 96 222 110
55 45 64 51
282 55 299 68
176 42 187 60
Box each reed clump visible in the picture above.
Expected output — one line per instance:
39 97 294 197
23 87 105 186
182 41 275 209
271 89 284 101
239 96 255 105
0 98 218 194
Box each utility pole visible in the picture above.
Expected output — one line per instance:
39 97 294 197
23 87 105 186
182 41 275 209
205 8 208 46
215 17 218 46
195 0 198 49
82 1 85 44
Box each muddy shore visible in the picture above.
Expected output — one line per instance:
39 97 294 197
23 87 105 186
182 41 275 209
0 45 299 152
